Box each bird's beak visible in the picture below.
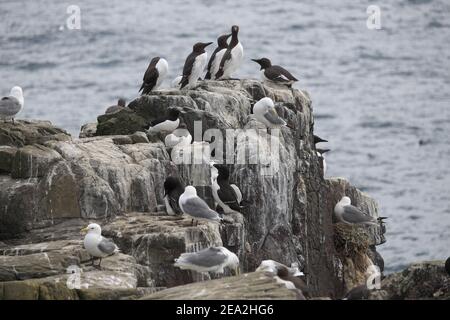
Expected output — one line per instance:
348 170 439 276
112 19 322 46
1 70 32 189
80 227 88 234
204 42 213 47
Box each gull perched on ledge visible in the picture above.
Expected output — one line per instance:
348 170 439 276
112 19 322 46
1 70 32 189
334 196 379 226
0 86 24 124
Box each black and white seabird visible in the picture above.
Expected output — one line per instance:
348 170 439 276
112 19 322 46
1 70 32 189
139 57 169 95
0 86 24 124
179 42 212 89
251 58 298 86
205 33 231 80
81 223 119 268
179 186 223 225
334 196 379 226
252 97 287 128
105 98 126 114
174 246 240 275
210 164 243 214
215 25 244 80
147 108 180 133
164 177 185 216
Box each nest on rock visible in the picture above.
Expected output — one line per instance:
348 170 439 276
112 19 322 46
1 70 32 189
334 223 370 272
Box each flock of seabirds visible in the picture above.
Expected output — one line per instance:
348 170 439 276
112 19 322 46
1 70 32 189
0 25 406 299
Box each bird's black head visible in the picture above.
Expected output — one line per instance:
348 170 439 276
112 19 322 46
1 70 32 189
316 148 330 155
218 34 232 48
251 58 272 70
193 42 213 52
164 177 183 195
213 164 230 180
313 135 328 144
231 25 239 35
117 98 126 107
150 56 160 66
167 108 180 120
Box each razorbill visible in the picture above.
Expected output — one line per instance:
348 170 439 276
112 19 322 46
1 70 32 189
147 108 180 133
205 33 231 80
0 86 23 124
251 58 298 86
174 246 240 275
179 42 212 89
164 123 192 148
215 25 244 80
164 177 185 216
316 148 330 176
210 164 243 213
252 97 287 128
105 98 126 114
139 57 169 94
334 196 379 226
179 185 223 225
81 223 119 268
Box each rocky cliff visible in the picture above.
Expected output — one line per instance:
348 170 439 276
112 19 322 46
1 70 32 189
0 80 386 299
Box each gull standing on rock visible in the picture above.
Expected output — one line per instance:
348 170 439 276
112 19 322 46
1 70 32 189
81 223 119 268
334 196 379 226
139 57 169 95
180 42 212 89
163 176 185 216
252 97 287 129
205 33 231 80
179 186 223 225
174 246 240 275
0 86 24 124
215 25 243 80
147 108 180 133
251 58 298 87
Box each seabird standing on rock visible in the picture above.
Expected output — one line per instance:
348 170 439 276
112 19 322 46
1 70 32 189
147 108 180 133
164 177 185 216
179 185 223 225
205 33 231 80
164 123 192 148
215 25 244 80
174 246 240 275
334 196 379 226
316 148 330 176
105 98 126 114
0 86 24 124
139 57 169 95
253 97 287 128
251 58 298 87
210 163 243 213
81 223 119 268
180 42 212 89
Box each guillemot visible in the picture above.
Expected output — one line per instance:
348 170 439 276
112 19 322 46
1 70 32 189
164 176 185 216
179 42 212 89
205 33 231 80
139 57 169 94
215 25 244 80
210 164 243 214
251 58 298 87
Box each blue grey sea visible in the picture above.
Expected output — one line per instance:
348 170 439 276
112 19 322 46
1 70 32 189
1 0 449 272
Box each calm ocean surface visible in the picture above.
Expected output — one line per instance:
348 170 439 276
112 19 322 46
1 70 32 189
1 0 449 272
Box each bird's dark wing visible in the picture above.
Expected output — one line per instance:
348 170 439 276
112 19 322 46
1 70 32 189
265 66 298 82
140 65 159 94
215 48 232 79
205 47 220 79
264 108 286 125
217 183 241 212
181 197 219 219
180 52 197 89
342 205 376 224
0 97 21 116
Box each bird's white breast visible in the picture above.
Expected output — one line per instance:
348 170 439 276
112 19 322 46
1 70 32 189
84 233 107 257
155 58 169 88
211 49 227 80
189 52 207 86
